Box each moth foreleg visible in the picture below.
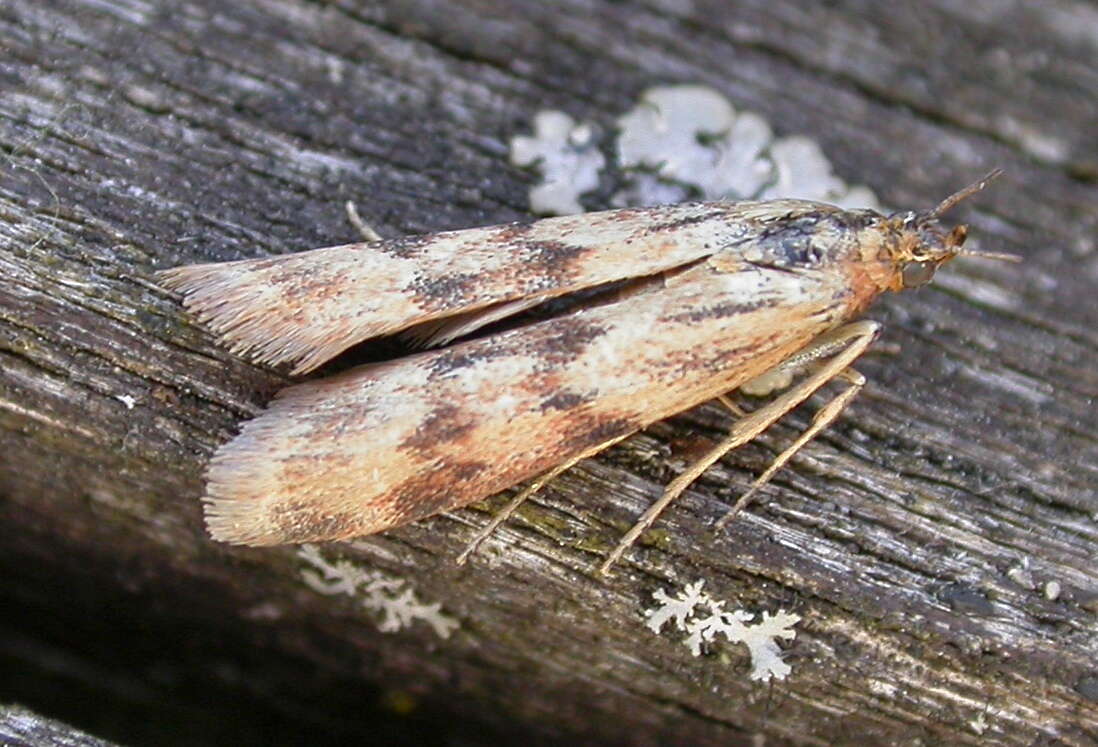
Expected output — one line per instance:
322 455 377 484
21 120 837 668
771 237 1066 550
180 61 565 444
597 320 880 575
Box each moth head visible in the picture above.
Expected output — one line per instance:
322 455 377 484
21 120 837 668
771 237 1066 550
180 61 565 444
887 169 1017 290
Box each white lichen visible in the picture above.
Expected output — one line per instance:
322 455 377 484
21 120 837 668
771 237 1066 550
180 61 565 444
1005 559 1035 590
114 393 138 409
511 84 879 215
298 545 459 639
509 110 605 215
616 86 774 202
1043 580 1061 601
646 580 800 682
759 137 878 209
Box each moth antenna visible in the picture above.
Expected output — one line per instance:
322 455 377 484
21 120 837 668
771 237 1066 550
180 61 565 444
930 169 1004 218
961 248 1023 263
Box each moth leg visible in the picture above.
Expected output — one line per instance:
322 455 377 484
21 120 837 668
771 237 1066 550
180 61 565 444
716 393 746 418
716 322 871 416
456 432 633 565
597 320 879 575
714 366 864 530
738 321 878 397
344 201 382 242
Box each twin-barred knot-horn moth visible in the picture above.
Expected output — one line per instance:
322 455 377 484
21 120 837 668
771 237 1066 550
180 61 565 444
159 171 1011 573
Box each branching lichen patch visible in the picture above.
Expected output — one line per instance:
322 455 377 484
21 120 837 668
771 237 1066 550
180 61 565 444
645 580 800 682
298 545 459 639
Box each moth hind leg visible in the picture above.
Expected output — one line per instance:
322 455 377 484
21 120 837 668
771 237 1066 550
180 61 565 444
714 366 865 530
597 320 880 575
454 458 578 566
456 432 634 565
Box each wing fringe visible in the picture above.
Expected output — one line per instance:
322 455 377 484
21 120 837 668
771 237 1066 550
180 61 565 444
159 260 348 374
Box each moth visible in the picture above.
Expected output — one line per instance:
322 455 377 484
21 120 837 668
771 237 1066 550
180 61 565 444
159 172 1010 574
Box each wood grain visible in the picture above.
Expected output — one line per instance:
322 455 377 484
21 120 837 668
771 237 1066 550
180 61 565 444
2 1 1096 744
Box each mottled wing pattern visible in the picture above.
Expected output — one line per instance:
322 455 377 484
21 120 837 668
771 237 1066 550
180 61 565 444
159 200 839 373
203 255 856 546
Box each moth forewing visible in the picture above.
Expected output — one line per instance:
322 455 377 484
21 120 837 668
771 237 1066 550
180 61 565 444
157 199 844 374
201 256 852 546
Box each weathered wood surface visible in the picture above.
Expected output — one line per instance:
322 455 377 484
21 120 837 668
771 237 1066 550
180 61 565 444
2 1 1096 744
0 705 120 747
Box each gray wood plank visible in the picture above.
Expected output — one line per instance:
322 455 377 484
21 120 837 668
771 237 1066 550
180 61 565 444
2 1 1096 744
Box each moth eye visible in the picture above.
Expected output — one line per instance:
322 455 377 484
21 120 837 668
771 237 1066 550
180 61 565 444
901 260 937 288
